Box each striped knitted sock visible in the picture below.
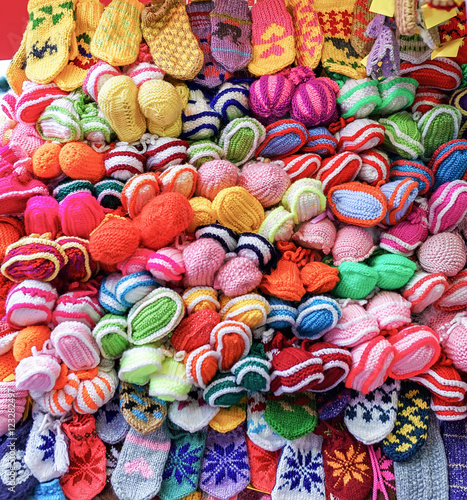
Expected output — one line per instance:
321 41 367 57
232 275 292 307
25 0 77 85
210 0 252 73
111 426 171 500
187 1 232 89
441 419 467 500
55 0 104 92
314 0 367 79
287 0 323 69
91 0 144 66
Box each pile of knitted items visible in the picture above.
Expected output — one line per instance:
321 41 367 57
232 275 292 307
1 0 467 499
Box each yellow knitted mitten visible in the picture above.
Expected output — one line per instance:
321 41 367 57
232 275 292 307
91 0 144 66
55 0 104 91
25 0 77 84
141 0 204 81
7 31 28 95
98 75 147 143
314 0 367 79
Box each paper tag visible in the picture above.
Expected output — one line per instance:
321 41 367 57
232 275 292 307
361 55 369 67
369 0 395 17
431 37 464 59
422 5 457 30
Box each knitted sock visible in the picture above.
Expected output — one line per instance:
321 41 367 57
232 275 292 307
95 392 130 444
315 0 367 79
120 382 168 435
60 413 106 500
95 440 123 500
271 433 325 500
264 393 318 441
316 421 372 500
200 426 250 500
367 445 397 500
394 413 449 500
24 411 69 483
246 436 280 494
111 426 171 500
382 381 431 463
25 0 77 85
248 0 295 76
91 0 144 66
0 420 38 500
141 0 204 81
207 401 244 432
187 2 231 89
441 419 467 499
350 0 375 58
287 0 323 69
168 389 219 433
246 392 287 452
344 379 400 445
7 31 28 95
210 0 252 73
55 0 104 92
97 75 147 144
159 422 206 500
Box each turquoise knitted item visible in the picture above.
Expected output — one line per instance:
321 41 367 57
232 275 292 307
33 479 65 500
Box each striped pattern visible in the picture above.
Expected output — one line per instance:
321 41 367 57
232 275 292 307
53 291 104 329
93 313 129 359
99 272 128 316
400 58 462 91
293 295 341 340
94 179 124 210
380 178 419 226
115 271 158 308
380 112 424 160
258 206 295 243
83 61 122 102
411 86 448 117
195 223 238 252
187 139 224 168
428 180 467 234
210 320 252 372
375 76 418 116
104 145 146 182
41 372 80 416
185 344 220 389
337 77 381 119
145 137 189 172
159 164 197 198
1 90 18 121
336 119 385 153
57 236 96 283
147 247 185 282
255 119 308 160
211 82 250 122
73 368 118 414
126 62 165 88
317 151 362 194
358 149 390 185
283 178 326 224
403 271 449 313
182 286 220 314
429 139 467 191
302 126 337 157
203 372 246 407
390 159 434 195
266 296 297 330
121 172 160 219
219 293 269 329
435 271 467 311
118 345 164 385
281 153 321 181
16 81 67 125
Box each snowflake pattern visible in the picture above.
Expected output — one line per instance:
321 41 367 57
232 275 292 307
163 441 204 488
201 440 249 486
277 443 324 495
64 448 103 487
325 444 371 488
37 430 56 462
0 450 32 487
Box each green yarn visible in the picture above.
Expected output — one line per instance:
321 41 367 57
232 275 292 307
187 140 224 168
231 343 271 392
93 313 129 359
374 77 418 116
332 261 379 300
380 112 424 159
367 253 417 290
203 372 246 407
94 178 124 209
119 345 165 385
53 178 94 202
337 78 381 119
417 104 462 161
149 357 192 402
264 393 318 441
218 117 265 166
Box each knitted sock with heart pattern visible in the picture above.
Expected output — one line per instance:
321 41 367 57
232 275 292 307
200 426 250 500
382 381 431 463
24 410 69 483
344 379 400 445
120 382 168 435
0 419 38 500
246 392 287 452
315 420 373 500
246 436 280 494
366 445 397 500
168 388 219 434
159 421 207 500
186 1 231 89
111 426 171 500
55 0 104 92
96 392 130 444
271 432 325 500
60 413 106 500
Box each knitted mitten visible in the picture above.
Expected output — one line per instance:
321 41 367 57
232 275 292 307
111 426 171 500
25 0 77 84
55 0 104 91
95 392 130 444
91 0 144 66
141 0 204 80
246 436 281 494
210 0 253 73
168 388 219 433
209 402 247 433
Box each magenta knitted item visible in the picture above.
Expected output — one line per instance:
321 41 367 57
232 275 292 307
183 238 226 287
324 302 380 348
379 203 429 256
24 196 61 238
1 90 18 121
0 171 49 216
57 236 98 283
238 161 291 207
418 232 467 277
215 256 263 297
53 286 104 329
332 226 377 266
59 192 106 239
9 122 46 158
289 67 339 127
196 160 239 201
292 217 336 254
249 73 295 125
366 291 412 331
0 383 28 436
147 247 185 282
428 180 467 234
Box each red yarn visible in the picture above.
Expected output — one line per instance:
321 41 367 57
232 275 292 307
171 309 221 353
